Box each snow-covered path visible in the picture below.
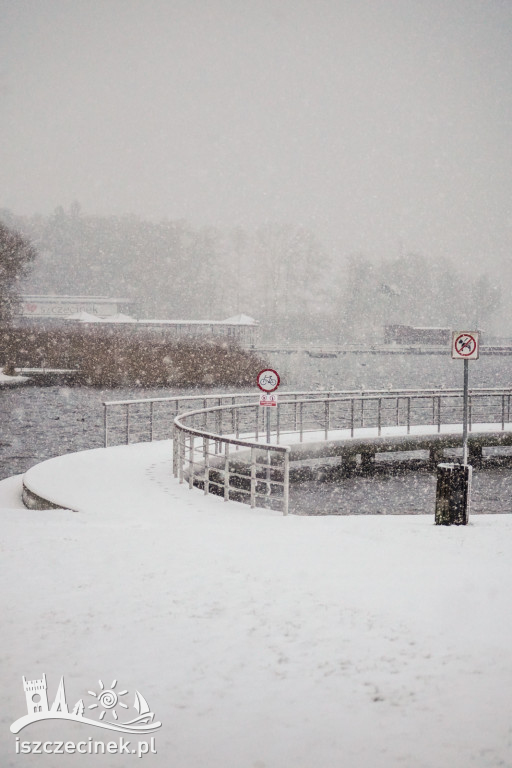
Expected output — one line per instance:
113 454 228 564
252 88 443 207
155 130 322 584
1 441 511 767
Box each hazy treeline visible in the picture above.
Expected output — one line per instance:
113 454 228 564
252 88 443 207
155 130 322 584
0 205 503 342
341 254 501 342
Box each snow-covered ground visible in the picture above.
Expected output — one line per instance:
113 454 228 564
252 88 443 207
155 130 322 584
0 371 29 386
1 440 512 767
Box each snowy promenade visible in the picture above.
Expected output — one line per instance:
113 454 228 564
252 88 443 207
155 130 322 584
1 441 512 767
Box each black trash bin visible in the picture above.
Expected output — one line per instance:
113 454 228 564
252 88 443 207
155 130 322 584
435 463 472 526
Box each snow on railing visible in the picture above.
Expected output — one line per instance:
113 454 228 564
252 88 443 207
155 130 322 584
103 388 512 516
103 387 512 447
173 403 290 515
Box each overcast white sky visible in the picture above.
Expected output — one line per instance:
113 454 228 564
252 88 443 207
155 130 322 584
2 0 512 265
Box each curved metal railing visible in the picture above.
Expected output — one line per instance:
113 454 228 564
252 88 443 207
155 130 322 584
103 387 512 447
173 402 291 515
171 388 512 515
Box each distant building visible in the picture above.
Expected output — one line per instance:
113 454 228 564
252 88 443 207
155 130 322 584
384 325 452 346
129 314 259 347
19 295 132 318
16 297 259 347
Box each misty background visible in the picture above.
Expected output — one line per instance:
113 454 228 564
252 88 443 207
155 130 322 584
2 0 511 340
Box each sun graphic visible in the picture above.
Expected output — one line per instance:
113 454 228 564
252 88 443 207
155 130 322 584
87 679 129 721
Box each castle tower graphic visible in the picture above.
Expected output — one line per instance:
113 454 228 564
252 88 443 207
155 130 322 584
23 674 49 715
12 674 162 736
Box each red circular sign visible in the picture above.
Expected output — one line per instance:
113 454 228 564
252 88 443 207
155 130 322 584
454 333 477 357
257 369 280 392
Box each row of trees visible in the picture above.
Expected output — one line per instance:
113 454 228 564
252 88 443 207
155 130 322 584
0 220 36 324
0 206 329 327
0 205 503 342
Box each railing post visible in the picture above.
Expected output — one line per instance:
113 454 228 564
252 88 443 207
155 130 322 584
224 443 230 501
283 449 290 516
104 404 108 447
437 396 441 433
188 435 195 489
377 398 382 436
502 394 505 430
407 397 411 434
265 449 271 502
173 423 178 478
250 447 256 508
150 401 154 441
350 398 355 437
299 402 303 442
203 437 210 495
469 395 472 432
179 431 185 484
324 399 330 440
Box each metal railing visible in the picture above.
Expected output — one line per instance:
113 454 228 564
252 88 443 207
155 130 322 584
103 388 512 516
103 389 375 446
173 403 290 514
104 387 512 445
103 387 512 447
171 388 512 515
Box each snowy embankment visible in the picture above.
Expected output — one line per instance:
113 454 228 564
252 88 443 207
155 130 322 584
1 441 511 767
0 371 29 386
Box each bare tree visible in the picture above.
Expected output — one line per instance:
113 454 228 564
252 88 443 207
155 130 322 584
0 221 37 324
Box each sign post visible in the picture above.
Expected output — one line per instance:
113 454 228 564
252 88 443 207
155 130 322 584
257 369 280 445
462 357 469 465
435 331 479 526
451 331 480 466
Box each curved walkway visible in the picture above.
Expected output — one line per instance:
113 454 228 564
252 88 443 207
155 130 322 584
20 440 176 513
20 421 512 513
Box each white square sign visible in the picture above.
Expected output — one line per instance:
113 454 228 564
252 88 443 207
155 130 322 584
451 331 480 360
259 393 278 406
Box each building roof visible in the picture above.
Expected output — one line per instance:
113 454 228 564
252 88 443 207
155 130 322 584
221 314 258 325
21 295 131 304
65 312 102 322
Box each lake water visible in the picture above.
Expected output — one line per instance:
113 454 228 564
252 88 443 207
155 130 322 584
2 352 512 514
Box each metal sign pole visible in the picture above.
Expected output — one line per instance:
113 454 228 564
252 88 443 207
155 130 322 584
435 331 479 525
257 369 280 446
256 369 281 507
462 358 469 465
